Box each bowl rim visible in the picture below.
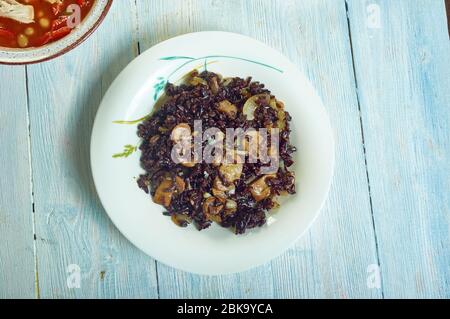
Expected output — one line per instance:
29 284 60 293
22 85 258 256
0 0 113 65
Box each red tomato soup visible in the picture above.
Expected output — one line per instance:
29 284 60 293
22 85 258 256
0 0 94 48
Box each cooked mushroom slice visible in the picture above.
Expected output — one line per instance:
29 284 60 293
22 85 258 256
171 124 196 166
212 177 235 199
202 196 224 223
171 214 191 227
213 176 234 192
249 174 277 202
242 94 270 120
153 176 186 207
217 100 238 119
202 197 214 213
170 123 191 143
219 163 243 184
208 215 222 224
203 197 224 215
181 161 197 168
153 178 174 207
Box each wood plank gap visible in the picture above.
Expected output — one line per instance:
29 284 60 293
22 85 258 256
154 261 160 298
445 0 450 36
344 0 384 298
132 0 142 55
24 65 40 299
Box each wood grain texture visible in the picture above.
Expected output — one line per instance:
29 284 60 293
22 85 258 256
346 0 450 298
25 0 158 298
135 0 380 298
267 0 381 299
0 66 36 298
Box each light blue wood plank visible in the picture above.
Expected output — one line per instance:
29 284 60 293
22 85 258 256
268 0 382 298
25 0 158 298
136 0 380 298
0 66 36 298
346 0 450 298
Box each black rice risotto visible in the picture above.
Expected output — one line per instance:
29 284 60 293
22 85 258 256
137 70 296 234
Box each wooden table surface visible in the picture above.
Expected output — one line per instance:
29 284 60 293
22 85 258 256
0 0 449 299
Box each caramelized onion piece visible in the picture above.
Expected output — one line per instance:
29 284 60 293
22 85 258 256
190 76 208 86
243 94 270 120
222 77 233 86
209 76 220 94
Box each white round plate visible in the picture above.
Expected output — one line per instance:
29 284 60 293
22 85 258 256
91 31 334 275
